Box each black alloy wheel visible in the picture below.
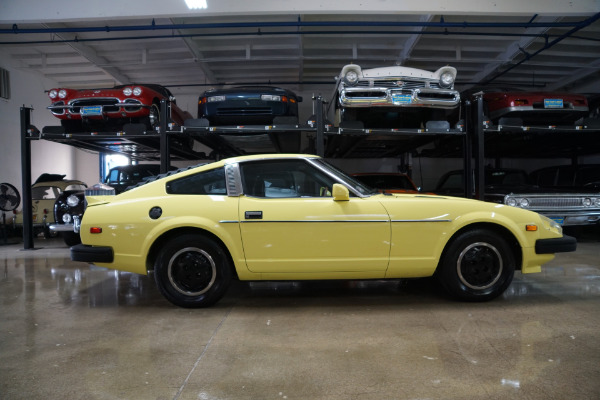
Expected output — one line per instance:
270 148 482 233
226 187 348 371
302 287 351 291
154 234 232 308
437 228 515 301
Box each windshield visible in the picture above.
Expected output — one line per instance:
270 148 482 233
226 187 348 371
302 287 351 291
312 159 378 196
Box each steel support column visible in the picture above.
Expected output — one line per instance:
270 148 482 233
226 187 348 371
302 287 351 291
20 107 34 249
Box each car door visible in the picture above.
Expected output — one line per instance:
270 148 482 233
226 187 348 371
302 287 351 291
237 158 390 275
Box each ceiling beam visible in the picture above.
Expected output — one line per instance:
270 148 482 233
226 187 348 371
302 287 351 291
42 22 131 84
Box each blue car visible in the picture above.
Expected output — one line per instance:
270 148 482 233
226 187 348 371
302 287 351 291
198 86 302 126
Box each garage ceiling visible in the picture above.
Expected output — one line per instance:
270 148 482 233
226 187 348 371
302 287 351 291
1 11 599 98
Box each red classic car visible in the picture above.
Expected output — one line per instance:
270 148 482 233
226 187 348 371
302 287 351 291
351 172 421 194
47 84 193 133
482 91 589 126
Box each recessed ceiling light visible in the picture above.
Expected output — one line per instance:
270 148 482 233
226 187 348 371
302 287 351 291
185 0 207 9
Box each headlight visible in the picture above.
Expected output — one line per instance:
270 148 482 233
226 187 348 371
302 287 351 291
506 198 517 207
66 195 80 207
58 89 67 99
62 214 72 224
261 94 281 101
49 90 58 99
207 95 226 102
133 87 142 96
582 198 593 207
123 87 133 96
439 71 455 88
519 198 530 208
344 70 359 85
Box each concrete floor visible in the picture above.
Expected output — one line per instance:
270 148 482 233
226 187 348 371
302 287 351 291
1 231 599 400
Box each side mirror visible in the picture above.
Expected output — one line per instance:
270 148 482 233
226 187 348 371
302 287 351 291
332 184 350 201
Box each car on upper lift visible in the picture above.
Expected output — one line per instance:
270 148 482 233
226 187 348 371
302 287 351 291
331 63 460 128
481 90 589 126
47 84 193 133
198 86 302 126
71 154 575 308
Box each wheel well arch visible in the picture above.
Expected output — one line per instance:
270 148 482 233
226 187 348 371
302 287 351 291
145 227 238 279
438 222 523 273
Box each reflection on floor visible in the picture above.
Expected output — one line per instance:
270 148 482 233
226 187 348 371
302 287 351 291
1 229 599 399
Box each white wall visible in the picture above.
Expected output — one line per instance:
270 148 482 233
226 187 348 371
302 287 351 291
0 49 100 203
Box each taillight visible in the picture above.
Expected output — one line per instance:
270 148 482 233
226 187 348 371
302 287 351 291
513 99 528 106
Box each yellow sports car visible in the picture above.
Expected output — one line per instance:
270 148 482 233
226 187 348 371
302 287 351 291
72 154 576 308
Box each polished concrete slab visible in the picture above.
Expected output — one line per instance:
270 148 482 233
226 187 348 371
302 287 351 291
1 231 599 400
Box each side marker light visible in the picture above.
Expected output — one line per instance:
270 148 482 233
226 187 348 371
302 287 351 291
525 225 538 232
90 227 103 234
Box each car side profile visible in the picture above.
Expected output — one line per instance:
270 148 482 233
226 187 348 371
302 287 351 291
72 154 575 308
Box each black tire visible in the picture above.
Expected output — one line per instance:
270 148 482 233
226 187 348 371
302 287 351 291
436 229 515 302
43 226 58 239
147 103 160 131
62 231 81 247
153 234 232 308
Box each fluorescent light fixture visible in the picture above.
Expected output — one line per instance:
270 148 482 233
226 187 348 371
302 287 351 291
185 0 207 9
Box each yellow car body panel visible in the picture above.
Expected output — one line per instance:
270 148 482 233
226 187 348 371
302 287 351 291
75 154 568 291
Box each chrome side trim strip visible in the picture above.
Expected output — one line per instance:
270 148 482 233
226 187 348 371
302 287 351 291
221 219 452 223
392 219 452 223
239 220 389 223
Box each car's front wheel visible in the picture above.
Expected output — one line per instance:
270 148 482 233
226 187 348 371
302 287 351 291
146 103 160 131
153 234 232 308
437 229 515 301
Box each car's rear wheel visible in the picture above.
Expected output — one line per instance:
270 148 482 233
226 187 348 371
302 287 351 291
153 234 232 308
437 229 515 301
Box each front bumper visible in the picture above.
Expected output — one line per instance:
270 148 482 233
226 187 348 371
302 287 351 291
71 244 114 263
535 235 577 254
339 87 460 109
49 216 81 233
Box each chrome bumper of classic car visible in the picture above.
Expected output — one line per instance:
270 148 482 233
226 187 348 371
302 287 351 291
535 235 577 254
489 105 589 122
540 211 600 226
48 99 150 115
71 244 114 263
48 216 81 233
339 87 460 108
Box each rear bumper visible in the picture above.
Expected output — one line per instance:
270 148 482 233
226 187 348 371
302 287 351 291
71 244 114 263
535 235 577 254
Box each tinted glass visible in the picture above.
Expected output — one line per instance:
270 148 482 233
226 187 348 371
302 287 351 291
240 159 339 198
166 168 227 195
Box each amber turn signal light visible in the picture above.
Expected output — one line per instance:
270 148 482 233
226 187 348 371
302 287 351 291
525 225 538 231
